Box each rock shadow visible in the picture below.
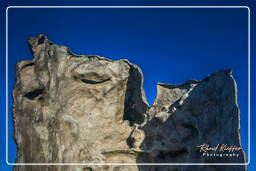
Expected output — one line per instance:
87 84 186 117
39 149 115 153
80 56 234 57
136 70 246 171
123 63 148 126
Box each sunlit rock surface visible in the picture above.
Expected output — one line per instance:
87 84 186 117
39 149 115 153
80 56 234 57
12 35 246 171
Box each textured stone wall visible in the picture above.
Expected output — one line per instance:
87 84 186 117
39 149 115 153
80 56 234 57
12 35 246 171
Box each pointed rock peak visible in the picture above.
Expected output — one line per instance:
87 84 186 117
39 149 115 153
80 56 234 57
28 34 51 48
202 69 233 82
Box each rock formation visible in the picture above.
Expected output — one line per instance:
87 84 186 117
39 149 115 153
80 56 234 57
12 35 246 171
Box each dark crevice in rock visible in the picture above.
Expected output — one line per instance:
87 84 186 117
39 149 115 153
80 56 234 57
24 88 44 100
37 36 46 44
22 62 35 69
127 136 136 148
157 79 199 89
123 64 148 126
80 78 111 84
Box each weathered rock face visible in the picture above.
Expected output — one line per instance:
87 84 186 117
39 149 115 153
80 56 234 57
12 35 246 171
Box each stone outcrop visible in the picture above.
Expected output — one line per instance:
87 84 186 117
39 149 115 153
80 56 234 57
12 35 246 171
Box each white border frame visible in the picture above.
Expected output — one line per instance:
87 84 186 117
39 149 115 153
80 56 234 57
5 6 251 166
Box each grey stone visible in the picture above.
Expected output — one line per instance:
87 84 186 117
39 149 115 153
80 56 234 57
12 35 246 171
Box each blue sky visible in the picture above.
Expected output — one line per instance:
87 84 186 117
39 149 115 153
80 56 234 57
0 0 255 170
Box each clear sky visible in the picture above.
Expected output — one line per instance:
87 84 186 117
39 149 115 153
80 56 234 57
0 0 255 170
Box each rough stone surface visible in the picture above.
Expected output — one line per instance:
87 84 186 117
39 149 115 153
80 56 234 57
12 35 246 171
